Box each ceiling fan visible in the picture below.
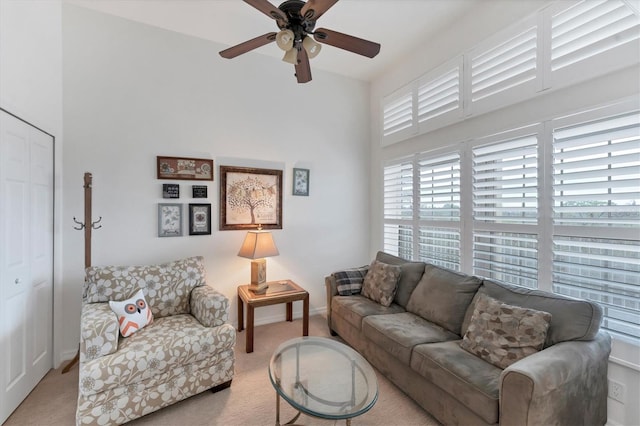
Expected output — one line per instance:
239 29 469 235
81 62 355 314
219 0 381 83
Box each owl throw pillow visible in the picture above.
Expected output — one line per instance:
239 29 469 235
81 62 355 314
109 289 154 337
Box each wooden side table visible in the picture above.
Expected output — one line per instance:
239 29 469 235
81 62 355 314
237 280 309 353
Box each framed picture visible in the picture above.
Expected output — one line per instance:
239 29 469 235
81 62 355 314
219 166 283 230
162 183 180 198
188 203 211 235
158 203 182 237
292 168 310 196
157 156 213 181
192 185 208 198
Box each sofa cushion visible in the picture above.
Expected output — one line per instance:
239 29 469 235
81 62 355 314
460 293 551 369
406 264 482 335
363 312 460 365
411 340 502 424
461 279 602 347
333 266 369 296
362 260 402 307
78 314 236 397
375 251 426 308
331 295 405 331
84 256 207 318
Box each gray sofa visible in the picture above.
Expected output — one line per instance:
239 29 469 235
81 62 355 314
326 251 611 426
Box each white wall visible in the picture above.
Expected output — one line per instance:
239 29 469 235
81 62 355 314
369 2 640 426
0 0 65 366
60 4 371 361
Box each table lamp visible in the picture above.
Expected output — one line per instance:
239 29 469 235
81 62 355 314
238 226 279 291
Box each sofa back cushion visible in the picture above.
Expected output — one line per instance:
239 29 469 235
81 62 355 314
406 264 482 335
84 256 206 319
462 279 602 347
375 251 425 308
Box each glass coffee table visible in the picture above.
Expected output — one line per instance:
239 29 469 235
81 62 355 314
269 337 378 426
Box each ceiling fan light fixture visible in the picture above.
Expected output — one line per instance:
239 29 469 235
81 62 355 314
302 36 321 59
276 29 295 51
282 47 298 64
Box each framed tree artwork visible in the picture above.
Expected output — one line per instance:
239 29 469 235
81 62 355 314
219 166 283 230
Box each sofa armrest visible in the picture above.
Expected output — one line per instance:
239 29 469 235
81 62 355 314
325 275 338 330
500 331 611 426
80 302 119 363
190 285 230 327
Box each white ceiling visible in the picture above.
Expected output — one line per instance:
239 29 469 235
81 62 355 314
64 0 481 82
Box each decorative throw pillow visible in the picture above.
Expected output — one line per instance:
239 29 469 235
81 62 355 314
109 289 154 337
361 260 402 307
334 266 369 296
460 293 552 369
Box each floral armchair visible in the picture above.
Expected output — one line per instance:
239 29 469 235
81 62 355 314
76 256 235 425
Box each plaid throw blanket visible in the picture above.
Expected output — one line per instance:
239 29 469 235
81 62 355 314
333 266 369 296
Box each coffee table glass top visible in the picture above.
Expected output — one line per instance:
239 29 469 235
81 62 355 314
269 337 378 420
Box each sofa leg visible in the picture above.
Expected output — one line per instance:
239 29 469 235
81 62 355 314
210 380 232 393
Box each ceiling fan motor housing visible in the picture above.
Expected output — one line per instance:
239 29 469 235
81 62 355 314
278 0 316 42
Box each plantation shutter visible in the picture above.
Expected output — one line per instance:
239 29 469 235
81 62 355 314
552 110 640 341
417 66 460 123
383 159 414 258
473 135 539 224
551 0 640 71
471 25 537 102
552 111 640 227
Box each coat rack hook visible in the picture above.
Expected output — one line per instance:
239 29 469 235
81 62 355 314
91 216 103 230
73 217 85 230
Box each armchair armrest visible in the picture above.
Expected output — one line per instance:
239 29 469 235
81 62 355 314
80 302 119 363
325 275 338 329
500 331 611 426
190 285 230 327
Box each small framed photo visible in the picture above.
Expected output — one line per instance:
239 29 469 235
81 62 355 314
158 203 182 237
192 185 208 198
189 203 211 235
292 168 310 196
162 183 179 199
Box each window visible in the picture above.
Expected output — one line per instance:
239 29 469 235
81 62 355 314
381 102 640 342
381 0 639 146
552 111 640 341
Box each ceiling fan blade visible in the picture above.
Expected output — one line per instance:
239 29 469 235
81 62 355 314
313 28 380 58
243 0 287 22
295 46 312 83
219 32 277 59
300 0 339 21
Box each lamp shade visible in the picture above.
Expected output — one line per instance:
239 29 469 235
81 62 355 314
238 230 279 259
303 36 322 59
276 29 295 51
282 47 298 64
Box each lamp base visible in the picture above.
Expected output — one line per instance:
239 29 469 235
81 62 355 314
250 258 267 285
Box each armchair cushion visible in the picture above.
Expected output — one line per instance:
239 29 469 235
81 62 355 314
84 256 206 319
190 285 230 327
79 314 236 397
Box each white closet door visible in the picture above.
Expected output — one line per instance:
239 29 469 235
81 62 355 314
0 110 53 424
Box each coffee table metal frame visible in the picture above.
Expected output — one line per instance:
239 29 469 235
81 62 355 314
269 336 379 426
237 280 309 353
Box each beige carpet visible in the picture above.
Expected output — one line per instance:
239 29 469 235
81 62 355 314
5 315 439 425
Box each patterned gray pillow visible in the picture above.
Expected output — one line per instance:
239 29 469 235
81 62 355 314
460 293 552 369
361 260 402 307
333 266 369 296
